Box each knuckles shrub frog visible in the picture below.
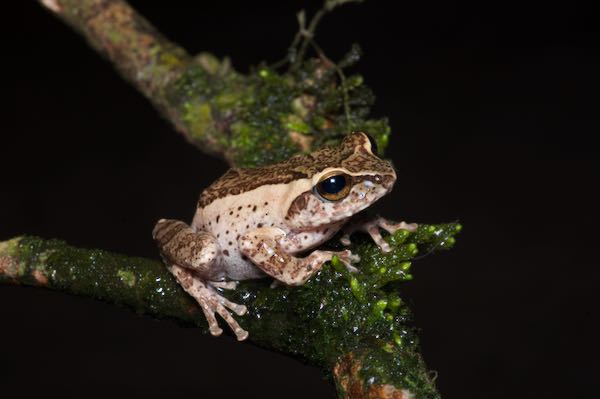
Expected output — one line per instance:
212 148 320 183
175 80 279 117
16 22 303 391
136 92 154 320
153 132 416 340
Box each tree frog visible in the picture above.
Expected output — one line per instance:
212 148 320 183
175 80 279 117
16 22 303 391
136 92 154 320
153 132 416 340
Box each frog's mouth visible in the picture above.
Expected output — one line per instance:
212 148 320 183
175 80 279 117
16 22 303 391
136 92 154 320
292 219 346 233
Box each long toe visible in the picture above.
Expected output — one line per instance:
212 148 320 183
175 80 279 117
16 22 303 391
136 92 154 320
218 296 248 316
367 225 391 252
211 281 238 290
214 303 249 341
339 234 352 246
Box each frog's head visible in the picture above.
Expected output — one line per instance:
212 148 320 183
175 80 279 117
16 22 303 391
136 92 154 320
285 132 396 229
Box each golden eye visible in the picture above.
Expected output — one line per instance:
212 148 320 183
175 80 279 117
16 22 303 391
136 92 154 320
315 173 352 202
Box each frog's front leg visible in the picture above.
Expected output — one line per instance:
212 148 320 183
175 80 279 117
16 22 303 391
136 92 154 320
153 219 248 340
239 227 359 286
340 215 418 253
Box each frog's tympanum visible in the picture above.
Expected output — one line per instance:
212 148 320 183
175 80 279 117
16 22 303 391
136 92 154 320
153 132 416 340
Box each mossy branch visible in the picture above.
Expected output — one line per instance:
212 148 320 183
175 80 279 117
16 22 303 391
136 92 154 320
23 1 459 398
38 0 390 168
1 224 460 399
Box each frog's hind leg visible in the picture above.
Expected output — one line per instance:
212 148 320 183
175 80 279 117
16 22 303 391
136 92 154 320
153 219 248 340
153 219 221 278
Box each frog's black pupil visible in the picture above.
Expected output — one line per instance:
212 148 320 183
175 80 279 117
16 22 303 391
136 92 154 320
366 134 378 154
320 175 346 194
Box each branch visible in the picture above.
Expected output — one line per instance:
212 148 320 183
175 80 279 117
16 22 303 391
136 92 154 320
1 224 460 399
37 0 391 168
38 0 223 157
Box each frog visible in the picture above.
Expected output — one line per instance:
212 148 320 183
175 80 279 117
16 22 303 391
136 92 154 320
152 132 416 341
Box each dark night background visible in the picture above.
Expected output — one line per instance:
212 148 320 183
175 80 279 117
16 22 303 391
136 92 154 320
3 1 599 398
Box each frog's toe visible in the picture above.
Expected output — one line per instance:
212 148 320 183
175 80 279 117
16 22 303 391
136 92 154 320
366 224 391 253
339 233 352 246
198 302 223 337
378 219 418 234
207 287 248 340
361 217 418 252
213 302 249 341
337 250 360 272
200 293 248 340
217 295 247 316
345 264 359 273
341 217 417 252
211 280 239 290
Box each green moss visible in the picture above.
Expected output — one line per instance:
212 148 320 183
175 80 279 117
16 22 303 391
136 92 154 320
106 28 124 45
222 61 394 167
0 236 22 258
8 237 209 330
159 51 186 70
353 118 391 156
228 223 460 397
182 101 215 138
166 52 393 167
117 270 136 287
168 64 214 109
284 114 311 134
4 222 460 398
192 52 222 75
226 68 301 166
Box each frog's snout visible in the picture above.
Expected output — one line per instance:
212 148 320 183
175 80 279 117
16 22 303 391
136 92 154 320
382 174 396 190
380 165 397 191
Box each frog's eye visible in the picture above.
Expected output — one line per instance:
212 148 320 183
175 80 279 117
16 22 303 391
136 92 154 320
315 173 352 202
365 133 378 155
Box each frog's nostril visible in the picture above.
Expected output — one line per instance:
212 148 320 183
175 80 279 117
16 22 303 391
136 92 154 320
382 175 396 189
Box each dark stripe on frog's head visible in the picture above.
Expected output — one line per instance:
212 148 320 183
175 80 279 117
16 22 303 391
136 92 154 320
198 132 391 208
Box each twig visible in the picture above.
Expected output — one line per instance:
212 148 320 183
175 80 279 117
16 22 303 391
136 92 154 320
309 40 353 125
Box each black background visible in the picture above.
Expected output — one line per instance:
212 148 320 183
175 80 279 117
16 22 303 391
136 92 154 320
4 1 599 398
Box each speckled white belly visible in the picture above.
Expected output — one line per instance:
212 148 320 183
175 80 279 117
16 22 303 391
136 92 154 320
192 185 286 280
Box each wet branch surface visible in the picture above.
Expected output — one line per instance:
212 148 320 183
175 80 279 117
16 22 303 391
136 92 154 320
1 224 459 399
6 1 463 397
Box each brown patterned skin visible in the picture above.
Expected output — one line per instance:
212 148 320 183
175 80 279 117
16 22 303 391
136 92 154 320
198 132 393 208
154 132 415 340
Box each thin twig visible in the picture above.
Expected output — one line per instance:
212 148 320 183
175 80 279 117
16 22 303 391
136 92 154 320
309 40 353 125
291 7 328 72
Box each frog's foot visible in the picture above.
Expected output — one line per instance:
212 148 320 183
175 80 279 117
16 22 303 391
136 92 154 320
340 216 418 253
211 280 239 290
169 265 248 341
